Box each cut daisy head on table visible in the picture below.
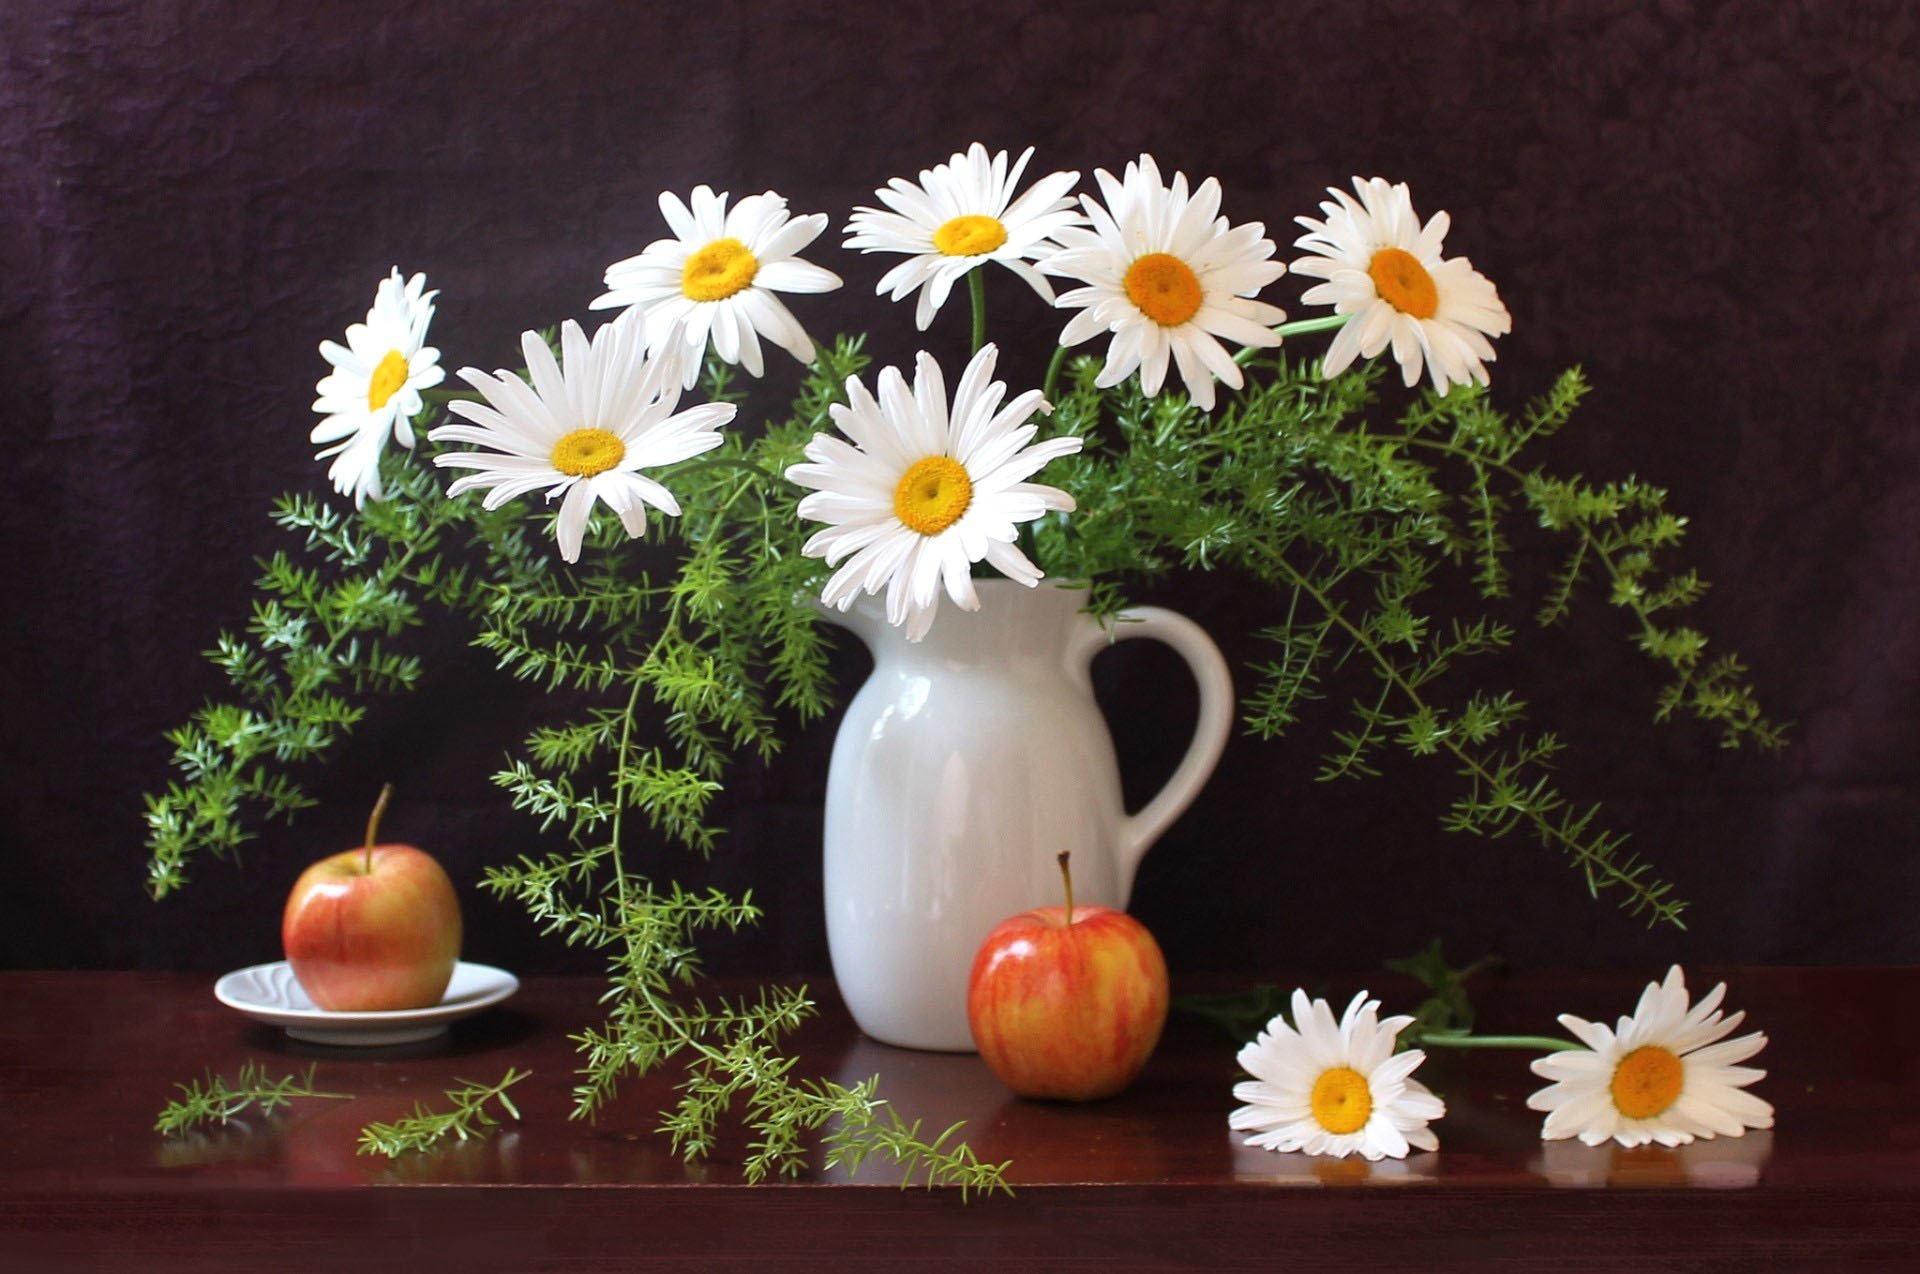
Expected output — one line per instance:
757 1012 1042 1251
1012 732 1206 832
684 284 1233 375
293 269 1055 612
591 186 842 388
1044 153 1287 412
310 268 445 507
1527 965 1773 1149
429 318 734 563
1291 176 1512 396
785 342 1081 641
844 142 1084 331
1230 989 1445 1161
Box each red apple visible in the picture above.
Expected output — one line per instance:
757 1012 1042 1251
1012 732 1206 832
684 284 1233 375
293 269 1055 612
966 852 1169 1101
282 784 461 1012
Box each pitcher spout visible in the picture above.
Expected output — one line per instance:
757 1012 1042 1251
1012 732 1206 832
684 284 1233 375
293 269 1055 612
811 594 889 648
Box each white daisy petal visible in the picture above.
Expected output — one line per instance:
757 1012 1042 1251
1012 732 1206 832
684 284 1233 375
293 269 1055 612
757 258 843 295
1683 1031 1769 1070
752 209 828 263
979 537 1042 586
746 292 817 365
1555 1013 1618 1055
591 471 651 540
553 480 595 563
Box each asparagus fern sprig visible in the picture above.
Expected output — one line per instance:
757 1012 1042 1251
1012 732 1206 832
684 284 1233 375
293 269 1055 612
155 1062 351 1135
356 1068 532 1158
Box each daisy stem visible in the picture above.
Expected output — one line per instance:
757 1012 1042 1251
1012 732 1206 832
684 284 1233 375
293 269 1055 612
1410 1031 1580 1052
673 456 766 480
609 677 641 908
1042 344 1070 403
968 271 987 355
1273 314 1350 339
605 594 687 913
1233 314 1350 367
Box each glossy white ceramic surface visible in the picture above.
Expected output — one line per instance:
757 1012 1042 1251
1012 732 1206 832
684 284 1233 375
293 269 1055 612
820 581 1233 1051
214 960 519 1046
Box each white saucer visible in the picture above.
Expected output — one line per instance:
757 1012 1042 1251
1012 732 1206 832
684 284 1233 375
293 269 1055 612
214 961 519 1046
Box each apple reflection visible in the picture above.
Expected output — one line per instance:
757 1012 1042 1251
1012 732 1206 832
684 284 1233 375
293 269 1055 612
822 1033 1176 1186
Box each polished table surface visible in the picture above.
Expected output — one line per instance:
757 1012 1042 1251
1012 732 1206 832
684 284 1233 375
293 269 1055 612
3 967 1917 1271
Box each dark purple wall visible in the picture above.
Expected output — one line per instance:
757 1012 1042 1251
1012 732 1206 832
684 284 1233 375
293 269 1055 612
3 0 1916 976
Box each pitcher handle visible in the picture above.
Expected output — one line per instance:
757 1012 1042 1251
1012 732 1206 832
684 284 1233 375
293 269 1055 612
1081 606 1235 901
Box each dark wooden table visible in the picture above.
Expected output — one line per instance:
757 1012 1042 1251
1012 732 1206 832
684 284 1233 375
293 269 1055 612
3 967 1916 1271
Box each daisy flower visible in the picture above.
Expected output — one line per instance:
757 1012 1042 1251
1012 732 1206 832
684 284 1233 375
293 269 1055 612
1291 176 1512 395
429 319 734 563
310 268 445 506
1044 154 1286 411
591 186 842 388
844 143 1084 330
1230 989 1446 1161
1527 965 1773 1149
784 342 1081 641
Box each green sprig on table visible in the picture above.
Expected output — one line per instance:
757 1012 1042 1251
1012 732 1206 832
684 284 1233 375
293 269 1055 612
154 1062 350 1136
355 1068 532 1158
154 1063 535 1160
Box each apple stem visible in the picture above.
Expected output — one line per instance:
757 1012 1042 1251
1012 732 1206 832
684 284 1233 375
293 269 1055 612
364 782 393 875
1056 851 1074 926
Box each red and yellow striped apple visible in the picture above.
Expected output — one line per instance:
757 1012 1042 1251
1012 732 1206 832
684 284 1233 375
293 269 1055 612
282 785 461 1012
965 852 1169 1100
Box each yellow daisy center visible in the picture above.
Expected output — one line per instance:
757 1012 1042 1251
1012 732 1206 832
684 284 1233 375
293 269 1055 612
1309 1065 1374 1135
550 427 627 478
367 349 410 411
892 455 973 536
1367 247 1439 319
1610 1046 1685 1120
1123 252 1203 327
681 238 759 302
932 214 1009 257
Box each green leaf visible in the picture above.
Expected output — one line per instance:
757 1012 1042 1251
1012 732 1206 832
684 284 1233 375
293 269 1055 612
1382 939 1499 1040
1172 984 1296 1045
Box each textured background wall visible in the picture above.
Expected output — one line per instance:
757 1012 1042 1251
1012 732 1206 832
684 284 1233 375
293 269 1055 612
3 0 1916 977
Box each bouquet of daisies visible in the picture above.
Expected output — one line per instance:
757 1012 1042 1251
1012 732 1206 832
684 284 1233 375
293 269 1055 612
320 149 1512 637
146 144 1774 1181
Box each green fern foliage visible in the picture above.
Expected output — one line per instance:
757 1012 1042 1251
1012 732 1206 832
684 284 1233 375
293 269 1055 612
1037 354 1780 927
143 323 1773 1184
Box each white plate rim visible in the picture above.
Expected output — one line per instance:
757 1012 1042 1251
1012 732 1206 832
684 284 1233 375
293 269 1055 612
214 959 519 1031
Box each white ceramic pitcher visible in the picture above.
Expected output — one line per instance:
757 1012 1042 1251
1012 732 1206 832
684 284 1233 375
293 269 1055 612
820 579 1234 1051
